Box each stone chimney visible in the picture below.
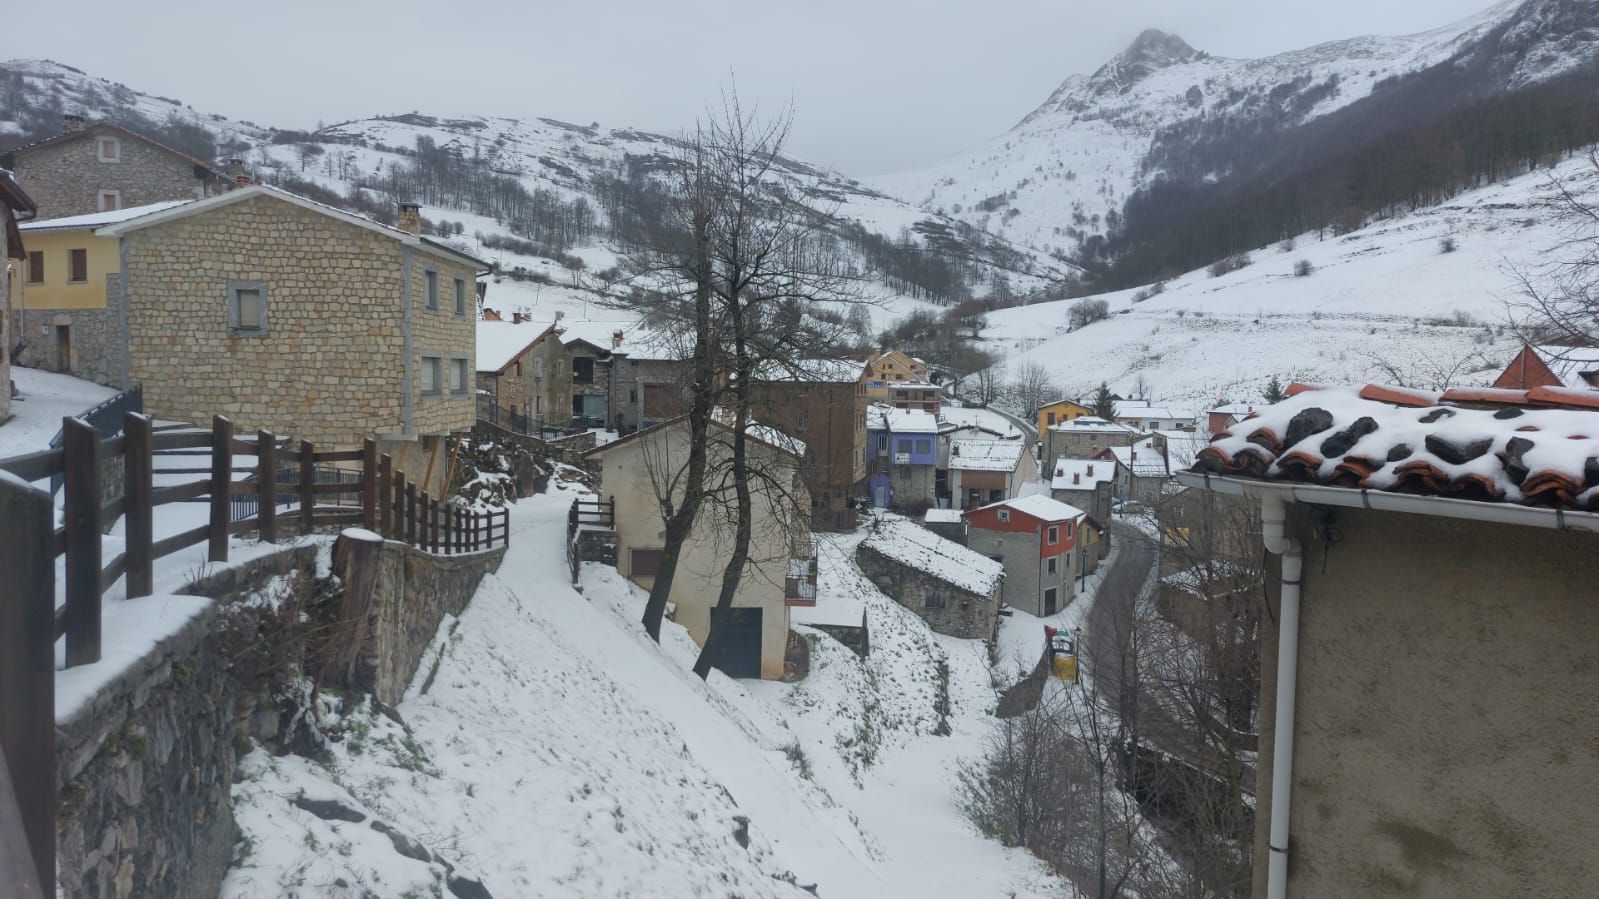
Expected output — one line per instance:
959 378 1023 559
223 158 250 185
1087 463 1094 476
63 113 86 133
612 329 624 350
512 312 526 325
396 201 422 235
1073 473 1080 485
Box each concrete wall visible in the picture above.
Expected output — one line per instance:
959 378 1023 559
595 422 803 679
120 194 474 446
855 543 999 640
13 129 212 219
965 527 1073 616
1254 504 1599 898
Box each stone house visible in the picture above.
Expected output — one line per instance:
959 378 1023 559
1 170 38 424
1186 381 1599 898
1043 415 1142 465
749 358 869 532
7 200 185 384
3 115 232 219
587 416 812 679
1035 397 1092 435
964 495 1086 618
866 403 938 512
1112 399 1192 432
98 186 484 494
475 316 557 424
555 320 687 434
1049 457 1115 569
863 349 928 403
887 380 941 414
948 438 1038 510
855 514 1004 640
1098 437 1170 506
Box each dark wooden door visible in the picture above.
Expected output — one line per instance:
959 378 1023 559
710 607 763 679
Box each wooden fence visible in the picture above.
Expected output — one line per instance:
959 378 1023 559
0 413 509 891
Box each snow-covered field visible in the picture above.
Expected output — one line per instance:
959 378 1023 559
222 484 1064 898
976 155 1591 411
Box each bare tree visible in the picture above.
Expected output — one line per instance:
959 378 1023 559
973 360 1007 408
1510 147 1599 349
1014 361 1055 421
1359 346 1488 391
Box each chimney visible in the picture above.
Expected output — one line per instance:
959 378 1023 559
612 329 624 350
223 158 251 185
483 309 502 322
554 310 565 322
1073 473 1080 485
1087 463 1094 476
396 201 422 234
63 113 86 133
512 312 526 325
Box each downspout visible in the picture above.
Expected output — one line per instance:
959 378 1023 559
400 246 415 437
1260 491 1303 899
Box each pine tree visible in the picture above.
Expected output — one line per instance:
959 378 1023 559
1263 376 1287 404
1091 382 1116 419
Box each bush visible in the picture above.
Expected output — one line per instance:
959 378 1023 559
1208 254 1252 278
1439 236 1458 253
1294 259 1314 277
1068 298 1111 329
1130 280 1167 303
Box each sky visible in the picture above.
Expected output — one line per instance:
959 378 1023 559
8 0 1503 176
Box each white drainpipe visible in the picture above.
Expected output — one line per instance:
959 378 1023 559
1260 491 1303 899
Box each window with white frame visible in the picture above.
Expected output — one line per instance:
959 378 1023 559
97 137 121 163
1047 525 1059 543
420 355 442 394
227 281 268 335
1047 556 1058 575
998 509 1010 523
97 190 121 211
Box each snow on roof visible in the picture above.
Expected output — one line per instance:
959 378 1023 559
1193 382 1599 509
1208 402 1259 416
938 406 1023 439
1116 405 1190 423
949 439 1027 471
1108 439 1170 478
888 380 940 390
972 494 1086 523
867 404 938 433
859 515 1003 596
923 509 965 524
476 319 553 373
711 408 807 458
1051 415 1141 434
1539 345 1599 390
21 200 190 231
1051 458 1116 490
755 358 867 383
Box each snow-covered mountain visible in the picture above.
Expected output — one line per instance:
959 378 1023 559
974 152 1594 414
0 59 1070 331
871 0 1599 261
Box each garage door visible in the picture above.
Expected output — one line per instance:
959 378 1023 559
709 607 763 679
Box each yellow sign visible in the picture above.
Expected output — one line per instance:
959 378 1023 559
1052 654 1078 681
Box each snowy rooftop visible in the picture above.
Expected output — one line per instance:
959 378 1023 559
22 199 190 231
1116 405 1190 422
859 515 1004 596
867 404 938 433
1208 402 1260 416
476 319 552 373
1051 458 1116 490
971 494 1085 523
1108 439 1170 478
755 358 867 384
1193 382 1599 509
923 508 965 524
938 406 1023 440
948 439 1027 472
1050 416 1141 434
1538 345 1599 390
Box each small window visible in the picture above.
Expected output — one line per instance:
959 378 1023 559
796 414 809 433
997 509 1010 523
924 589 946 610
68 249 88 283
452 358 469 394
914 439 931 454
533 358 544 378
454 278 467 315
228 281 268 334
420 355 442 394
1047 525 1059 543
26 251 43 284
1047 556 1058 575
97 190 121 211
425 269 439 310
97 137 121 163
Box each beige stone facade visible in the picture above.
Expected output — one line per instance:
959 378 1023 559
106 188 478 490
6 122 225 219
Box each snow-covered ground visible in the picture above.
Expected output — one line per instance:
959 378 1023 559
977 155 1594 410
0 366 117 456
223 484 1064 898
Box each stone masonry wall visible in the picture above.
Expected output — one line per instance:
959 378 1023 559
11 300 123 386
855 543 998 640
407 246 477 438
122 194 473 446
14 130 210 220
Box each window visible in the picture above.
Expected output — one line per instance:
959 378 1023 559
1047 556 1058 575
425 268 439 309
68 249 88 283
1047 412 1056 426
26 251 43 284
513 360 521 377
1047 525 1059 543
629 387 637 403
998 509 1010 523
924 588 946 609
631 549 665 578
97 190 121 212
227 281 268 334
572 356 595 384
914 439 931 455
533 358 544 378
420 355 442 394
454 278 467 315
97 137 121 163
451 358 469 394
796 414 809 433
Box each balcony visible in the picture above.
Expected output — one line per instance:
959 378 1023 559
785 539 818 606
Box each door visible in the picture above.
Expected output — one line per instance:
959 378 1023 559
1044 587 1058 616
54 325 71 373
709 607 763 678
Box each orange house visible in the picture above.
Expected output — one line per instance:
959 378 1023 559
963 494 1086 617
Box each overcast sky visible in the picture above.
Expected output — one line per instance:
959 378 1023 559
11 0 1499 175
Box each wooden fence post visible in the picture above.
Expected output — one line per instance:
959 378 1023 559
419 491 431 550
208 416 232 563
299 440 314 535
123 412 154 599
256 430 277 544
0 473 56 895
377 454 392 536
362 439 378 531
405 480 417 546
430 497 442 554
62 418 102 667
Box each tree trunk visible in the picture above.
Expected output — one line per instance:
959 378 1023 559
694 284 753 680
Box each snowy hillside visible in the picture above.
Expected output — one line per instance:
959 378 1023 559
976 154 1592 412
870 0 1595 259
0 59 1068 331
